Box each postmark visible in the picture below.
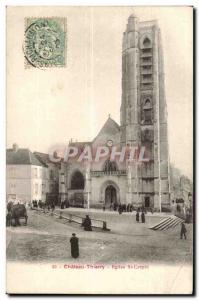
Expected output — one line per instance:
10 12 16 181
24 18 66 68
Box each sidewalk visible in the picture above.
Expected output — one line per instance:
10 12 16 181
55 206 171 218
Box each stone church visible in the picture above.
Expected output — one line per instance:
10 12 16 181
59 14 170 211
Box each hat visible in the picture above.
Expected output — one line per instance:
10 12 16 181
72 233 76 236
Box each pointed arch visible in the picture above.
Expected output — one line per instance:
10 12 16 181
144 98 152 109
143 37 151 47
140 34 153 49
100 180 120 205
71 170 84 190
103 159 118 172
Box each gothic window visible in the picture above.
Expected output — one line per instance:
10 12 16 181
142 74 152 80
141 129 153 142
142 65 151 70
144 109 153 124
104 160 118 172
71 171 84 190
141 57 152 64
141 98 153 124
142 142 153 161
143 37 151 48
141 65 152 73
144 98 152 109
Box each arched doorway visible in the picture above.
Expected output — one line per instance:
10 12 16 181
105 185 117 207
71 171 84 190
70 170 84 207
144 196 150 208
100 180 120 208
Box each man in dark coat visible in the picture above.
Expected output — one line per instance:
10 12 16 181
6 211 12 226
83 215 92 231
70 233 79 258
51 201 55 212
180 222 187 239
118 204 122 215
141 211 145 223
136 210 139 222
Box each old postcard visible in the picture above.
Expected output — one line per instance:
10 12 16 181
6 6 193 294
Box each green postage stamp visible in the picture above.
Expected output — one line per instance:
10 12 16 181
24 18 66 68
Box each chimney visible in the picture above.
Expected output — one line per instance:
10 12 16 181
53 151 58 159
13 143 19 152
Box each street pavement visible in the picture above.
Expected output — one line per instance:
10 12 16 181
6 208 193 265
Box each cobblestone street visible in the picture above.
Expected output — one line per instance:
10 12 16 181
7 208 193 265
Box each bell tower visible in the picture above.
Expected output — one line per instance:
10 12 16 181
121 14 170 211
120 14 139 147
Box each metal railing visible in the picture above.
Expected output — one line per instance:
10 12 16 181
91 170 126 176
32 207 110 231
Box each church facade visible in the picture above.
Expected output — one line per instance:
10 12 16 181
59 14 170 211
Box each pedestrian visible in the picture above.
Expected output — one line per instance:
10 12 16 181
103 205 105 211
83 215 92 231
70 233 79 258
150 207 154 214
136 210 139 222
51 201 55 212
177 204 181 213
127 204 129 212
6 211 12 227
180 222 187 240
118 204 122 215
141 211 145 223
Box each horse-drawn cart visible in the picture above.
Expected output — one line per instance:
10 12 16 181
6 202 28 226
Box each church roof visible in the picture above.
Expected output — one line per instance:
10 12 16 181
62 116 120 148
33 152 50 167
69 141 92 147
34 151 61 167
92 116 120 143
7 148 43 166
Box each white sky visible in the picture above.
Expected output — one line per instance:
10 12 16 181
7 6 193 179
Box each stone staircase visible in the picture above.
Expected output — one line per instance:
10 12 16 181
150 215 184 231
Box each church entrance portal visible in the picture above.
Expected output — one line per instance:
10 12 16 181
144 196 150 208
70 170 84 207
105 185 117 207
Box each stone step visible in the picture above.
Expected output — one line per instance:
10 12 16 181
150 216 184 231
